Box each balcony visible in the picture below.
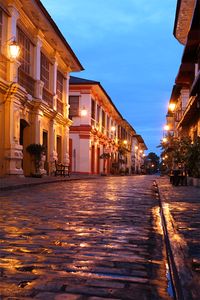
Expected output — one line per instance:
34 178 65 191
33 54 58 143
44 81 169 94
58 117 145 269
18 69 35 96
43 87 53 108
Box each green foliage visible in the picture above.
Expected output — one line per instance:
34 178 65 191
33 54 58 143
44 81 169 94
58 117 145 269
186 137 200 178
100 153 110 159
26 144 46 175
160 136 200 178
26 144 45 159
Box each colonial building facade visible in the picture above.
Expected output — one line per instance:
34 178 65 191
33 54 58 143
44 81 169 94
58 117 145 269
166 0 200 140
69 76 147 175
0 0 83 177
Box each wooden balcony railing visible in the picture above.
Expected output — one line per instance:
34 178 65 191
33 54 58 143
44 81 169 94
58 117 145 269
18 69 35 96
43 87 53 108
57 99 64 115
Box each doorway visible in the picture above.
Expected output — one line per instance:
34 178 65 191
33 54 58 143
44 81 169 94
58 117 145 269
57 135 62 163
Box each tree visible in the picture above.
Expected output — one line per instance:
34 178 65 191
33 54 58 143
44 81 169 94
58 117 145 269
145 152 159 174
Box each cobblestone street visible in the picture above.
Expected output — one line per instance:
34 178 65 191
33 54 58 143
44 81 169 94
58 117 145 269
0 176 171 300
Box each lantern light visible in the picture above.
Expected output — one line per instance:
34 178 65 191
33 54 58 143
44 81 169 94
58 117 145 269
9 40 20 60
80 107 87 117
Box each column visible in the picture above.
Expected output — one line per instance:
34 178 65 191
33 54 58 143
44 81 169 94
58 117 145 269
49 119 57 161
7 5 20 82
52 58 58 110
4 95 23 175
63 126 70 166
63 73 70 118
34 35 44 100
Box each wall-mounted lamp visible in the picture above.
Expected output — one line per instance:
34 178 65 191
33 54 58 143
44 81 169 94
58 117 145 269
135 146 139 150
80 107 87 117
9 39 21 60
164 124 170 131
111 126 116 132
123 140 127 145
169 103 176 112
162 137 168 143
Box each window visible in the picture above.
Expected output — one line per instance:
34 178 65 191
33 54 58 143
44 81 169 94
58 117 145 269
101 110 105 132
57 70 64 102
41 52 51 90
97 105 100 123
69 96 79 118
91 99 95 119
107 115 110 131
0 9 2 49
18 28 33 75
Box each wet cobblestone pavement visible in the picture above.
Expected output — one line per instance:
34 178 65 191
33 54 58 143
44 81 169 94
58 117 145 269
157 177 200 300
0 176 171 299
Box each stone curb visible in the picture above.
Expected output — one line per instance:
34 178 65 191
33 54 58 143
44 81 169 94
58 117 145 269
0 176 98 192
155 180 200 300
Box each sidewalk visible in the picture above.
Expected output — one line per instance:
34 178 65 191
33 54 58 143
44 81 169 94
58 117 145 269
0 174 99 191
156 176 200 300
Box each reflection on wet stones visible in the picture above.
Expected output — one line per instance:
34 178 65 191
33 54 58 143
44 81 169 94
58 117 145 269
0 176 171 299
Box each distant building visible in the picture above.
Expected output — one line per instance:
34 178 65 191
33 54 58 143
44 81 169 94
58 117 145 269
166 0 200 140
69 76 147 175
0 0 83 177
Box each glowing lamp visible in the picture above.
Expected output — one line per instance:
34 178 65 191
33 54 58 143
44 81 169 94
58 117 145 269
169 103 176 112
111 126 116 132
164 125 170 131
9 40 20 60
123 140 127 145
80 107 87 117
162 137 168 143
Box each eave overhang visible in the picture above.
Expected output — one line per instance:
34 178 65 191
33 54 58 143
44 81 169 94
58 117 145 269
175 62 195 86
173 0 196 44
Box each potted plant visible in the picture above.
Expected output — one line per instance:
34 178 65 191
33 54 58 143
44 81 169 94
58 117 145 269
26 143 46 177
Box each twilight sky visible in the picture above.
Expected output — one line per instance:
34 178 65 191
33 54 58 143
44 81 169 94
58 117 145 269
42 0 183 154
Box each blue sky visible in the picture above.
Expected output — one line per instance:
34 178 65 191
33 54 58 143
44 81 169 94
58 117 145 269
42 0 183 154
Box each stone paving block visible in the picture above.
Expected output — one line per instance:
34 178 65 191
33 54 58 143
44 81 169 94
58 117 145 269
1 176 171 299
